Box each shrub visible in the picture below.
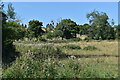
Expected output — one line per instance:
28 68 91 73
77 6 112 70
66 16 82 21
83 46 98 51
63 44 81 49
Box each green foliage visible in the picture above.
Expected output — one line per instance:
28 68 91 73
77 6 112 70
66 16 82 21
86 10 116 40
56 19 77 39
46 31 54 39
3 21 25 40
7 3 16 20
87 10 109 27
3 53 117 78
79 24 90 35
56 58 81 78
53 30 63 38
63 44 81 49
83 46 98 51
2 20 25 64
2 54 81 78
25 29 35 39
2 39 17 64
46 30 63 40
114 25 120 39
28 20 44 38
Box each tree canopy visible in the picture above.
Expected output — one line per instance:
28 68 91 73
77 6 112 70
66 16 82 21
56 19 77 39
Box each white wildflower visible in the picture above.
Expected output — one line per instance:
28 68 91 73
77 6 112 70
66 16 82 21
70 55 76 59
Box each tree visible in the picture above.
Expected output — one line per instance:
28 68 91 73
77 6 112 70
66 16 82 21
87 10 109 27
28 20 44 38
7 3 16 20
86 10 114 40
2 3 26 64
3 21 25 40
56 19 77 39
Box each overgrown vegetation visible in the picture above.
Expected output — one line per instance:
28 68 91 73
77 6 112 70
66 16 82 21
2 52 118 78
1 2 119 79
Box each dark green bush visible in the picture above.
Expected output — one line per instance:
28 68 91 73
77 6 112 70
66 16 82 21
63 44 81 49
83 46 98 51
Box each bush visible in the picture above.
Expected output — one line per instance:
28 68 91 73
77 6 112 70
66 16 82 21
83 46 98 51
63 44 81 49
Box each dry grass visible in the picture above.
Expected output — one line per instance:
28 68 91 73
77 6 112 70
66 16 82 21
58 40 118 55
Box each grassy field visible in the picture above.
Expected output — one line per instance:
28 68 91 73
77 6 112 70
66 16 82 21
3 40 119 78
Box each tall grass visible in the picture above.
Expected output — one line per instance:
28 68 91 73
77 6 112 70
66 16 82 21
3 53 118 78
